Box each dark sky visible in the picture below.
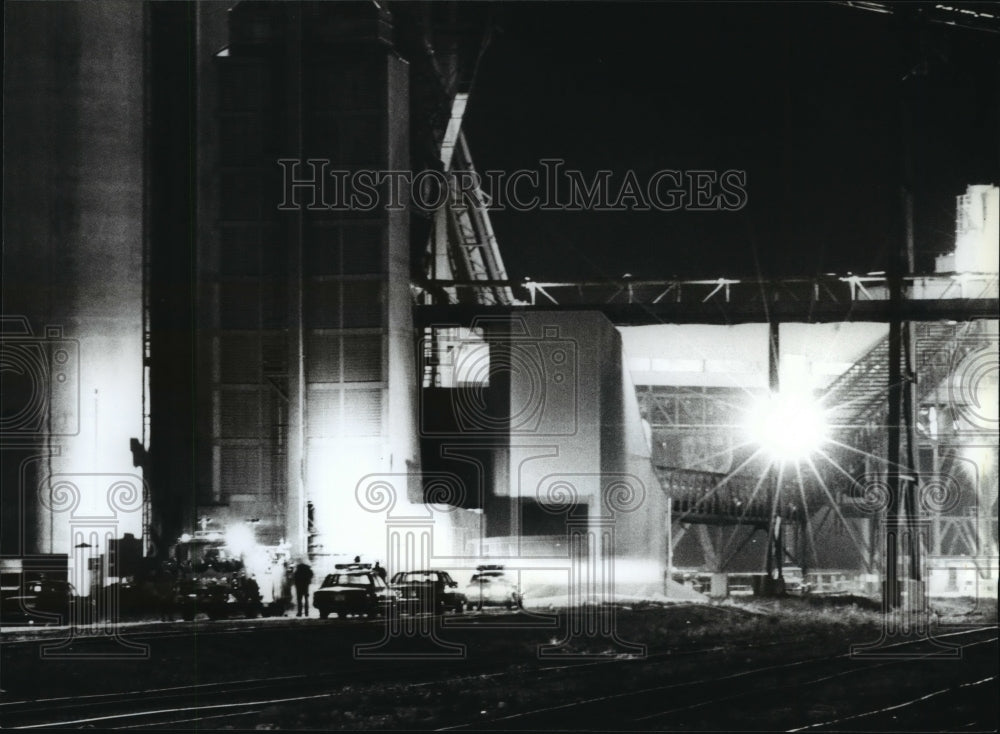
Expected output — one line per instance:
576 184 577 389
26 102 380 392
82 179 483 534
462 2 1000 281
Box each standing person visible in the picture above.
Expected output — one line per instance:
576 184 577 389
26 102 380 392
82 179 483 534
293 559 314 617
373 561 387 582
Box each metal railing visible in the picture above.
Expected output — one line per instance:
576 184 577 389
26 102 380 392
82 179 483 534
416 272 999 308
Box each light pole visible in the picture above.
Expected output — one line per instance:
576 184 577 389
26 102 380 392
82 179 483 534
744 344 828 595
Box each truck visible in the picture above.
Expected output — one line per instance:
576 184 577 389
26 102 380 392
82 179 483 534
170 530 292 621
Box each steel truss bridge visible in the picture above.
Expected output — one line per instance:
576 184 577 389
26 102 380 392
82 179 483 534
414 273 998 326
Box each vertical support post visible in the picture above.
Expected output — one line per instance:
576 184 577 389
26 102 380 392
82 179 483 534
768 320 780 394
665 497 673 597
763 320 783 594
903 318 922 584
885 163 907 607
775 515 784 582
800 507 809 584
885 3 927 610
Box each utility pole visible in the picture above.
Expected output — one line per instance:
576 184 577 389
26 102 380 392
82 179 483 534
900 7 925 596
886 3 924 610
765 320 784 593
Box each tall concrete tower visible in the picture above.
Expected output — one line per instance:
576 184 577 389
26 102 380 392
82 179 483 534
197 2 420 558
3 1 145 564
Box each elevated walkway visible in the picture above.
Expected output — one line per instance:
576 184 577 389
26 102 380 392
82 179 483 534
415 273 999 326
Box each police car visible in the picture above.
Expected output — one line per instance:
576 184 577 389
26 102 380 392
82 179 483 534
313 563 397 619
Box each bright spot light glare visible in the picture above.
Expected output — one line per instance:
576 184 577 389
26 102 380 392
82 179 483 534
745 391 828 462
225 523 256 557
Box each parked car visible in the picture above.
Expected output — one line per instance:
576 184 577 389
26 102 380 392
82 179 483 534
1 578 78 625
390 570 466 615
314 568 396 619
465 565 523 611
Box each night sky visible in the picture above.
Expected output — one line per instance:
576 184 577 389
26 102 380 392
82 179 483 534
463 2 1000 281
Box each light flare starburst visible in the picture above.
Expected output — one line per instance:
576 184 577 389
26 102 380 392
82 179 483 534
745 391 828 464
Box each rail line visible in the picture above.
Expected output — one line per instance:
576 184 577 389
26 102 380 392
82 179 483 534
47 629 998 732
3 651 502 729
0 639 729 729
439 625 998 731
635 631 998 728
1 608 812 729
787 674 998 732
6 616 994 730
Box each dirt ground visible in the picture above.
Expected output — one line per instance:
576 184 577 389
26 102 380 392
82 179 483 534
3 595 996 730
244 596 997 730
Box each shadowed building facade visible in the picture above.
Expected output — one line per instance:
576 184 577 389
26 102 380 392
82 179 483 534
199 2 419 555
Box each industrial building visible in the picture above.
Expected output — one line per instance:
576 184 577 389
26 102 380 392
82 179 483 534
2 0 997 606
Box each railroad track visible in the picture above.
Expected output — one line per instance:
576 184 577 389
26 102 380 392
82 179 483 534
2 649 521 729
0 608 807 730
6 611 992 730
439 625 999 731
0 606 529 647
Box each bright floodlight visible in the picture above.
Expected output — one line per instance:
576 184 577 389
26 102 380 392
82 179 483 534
225 523 255 557
746 391 828 462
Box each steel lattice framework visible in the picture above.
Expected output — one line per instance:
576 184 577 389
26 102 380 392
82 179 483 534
414 273 998 326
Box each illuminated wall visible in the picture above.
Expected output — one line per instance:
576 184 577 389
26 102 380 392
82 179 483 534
204 3 422 558
489 312 668 576
3 2 145 559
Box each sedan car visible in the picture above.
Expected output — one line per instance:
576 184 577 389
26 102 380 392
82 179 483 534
390 570 466 615
313 569 396 619
465 565 523 611
1 578 78 626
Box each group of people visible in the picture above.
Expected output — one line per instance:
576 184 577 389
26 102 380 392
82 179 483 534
290 556 387 617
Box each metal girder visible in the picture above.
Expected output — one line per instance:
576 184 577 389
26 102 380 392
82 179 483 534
654 466 800 526
415 298 998 327
414 273 998 326
416 272 997 307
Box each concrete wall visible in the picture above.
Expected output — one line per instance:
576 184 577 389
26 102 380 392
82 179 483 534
471 312 669 588
3 2 145 558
